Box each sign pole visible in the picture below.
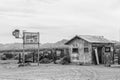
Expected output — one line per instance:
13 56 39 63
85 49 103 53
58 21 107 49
38 43 40 66
22 31 25 65
38 32 40 66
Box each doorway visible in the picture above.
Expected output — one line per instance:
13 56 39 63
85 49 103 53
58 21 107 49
97 47 103 64
92 47 103 64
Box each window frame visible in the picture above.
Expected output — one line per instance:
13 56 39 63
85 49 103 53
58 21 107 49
84 47 89 53
72 48 79 53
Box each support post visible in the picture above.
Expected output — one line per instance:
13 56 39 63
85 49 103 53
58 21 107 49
22 43 25 65
38 43 40 66
22 31 25 65
69 47 72 63
38 32 40 66
33 52 35 63
18 53 21 63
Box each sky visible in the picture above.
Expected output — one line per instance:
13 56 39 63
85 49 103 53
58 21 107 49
0 0 120 44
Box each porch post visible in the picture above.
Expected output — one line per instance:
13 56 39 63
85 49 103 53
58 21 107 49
33 51 35 63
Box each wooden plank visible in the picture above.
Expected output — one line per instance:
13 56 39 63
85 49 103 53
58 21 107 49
94 48 99 65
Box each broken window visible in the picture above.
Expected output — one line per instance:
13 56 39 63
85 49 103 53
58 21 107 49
72 48 79 53
84 48 89 53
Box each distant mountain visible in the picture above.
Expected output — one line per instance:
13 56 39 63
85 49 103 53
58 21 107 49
0 43 23 50
0 39 68 51
55 39 68 45
40 39 68 49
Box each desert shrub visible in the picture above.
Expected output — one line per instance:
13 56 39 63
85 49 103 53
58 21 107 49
1 55 7 60
39 58 52 64
60 56 71 65
4 53 14 59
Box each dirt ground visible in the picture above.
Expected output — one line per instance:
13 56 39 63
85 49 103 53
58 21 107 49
0 60 120 80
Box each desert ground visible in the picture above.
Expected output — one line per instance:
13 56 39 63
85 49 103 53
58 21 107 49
0 60 120 80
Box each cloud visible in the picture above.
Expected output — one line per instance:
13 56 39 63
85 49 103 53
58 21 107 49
0 0 120 43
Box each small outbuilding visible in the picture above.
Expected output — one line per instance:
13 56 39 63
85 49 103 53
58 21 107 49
65 35 114 65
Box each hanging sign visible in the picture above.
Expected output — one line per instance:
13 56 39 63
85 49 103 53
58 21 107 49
12 29 20 38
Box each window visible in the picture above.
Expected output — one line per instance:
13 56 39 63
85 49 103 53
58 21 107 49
72 48 78 53
105 47 111 52
84 48 89 53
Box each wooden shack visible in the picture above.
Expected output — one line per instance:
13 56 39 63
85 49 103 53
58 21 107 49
65 35 114 65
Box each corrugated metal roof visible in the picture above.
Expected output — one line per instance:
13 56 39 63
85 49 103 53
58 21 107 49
78 35 113 43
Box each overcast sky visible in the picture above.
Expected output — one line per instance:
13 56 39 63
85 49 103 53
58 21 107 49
0 0 120 44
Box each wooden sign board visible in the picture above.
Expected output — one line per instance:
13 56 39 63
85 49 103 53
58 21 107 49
23 32 39 44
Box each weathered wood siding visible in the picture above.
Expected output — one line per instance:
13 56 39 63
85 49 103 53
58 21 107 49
67 37 92 64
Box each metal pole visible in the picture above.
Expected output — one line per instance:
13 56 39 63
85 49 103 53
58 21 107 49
38 32 40 66
22 31 25 65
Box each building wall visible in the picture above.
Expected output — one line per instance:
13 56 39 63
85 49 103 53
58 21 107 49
67 37 92 64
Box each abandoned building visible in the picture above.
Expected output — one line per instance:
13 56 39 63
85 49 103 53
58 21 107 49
65 35 114 65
